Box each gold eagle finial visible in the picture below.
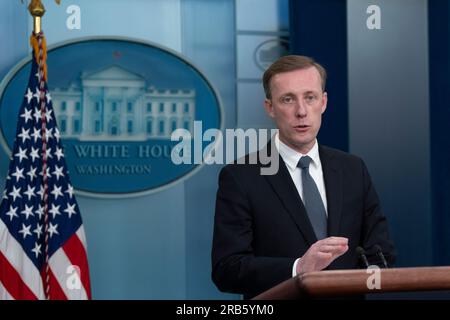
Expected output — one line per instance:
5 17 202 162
21 0 60 34
22 0 61 17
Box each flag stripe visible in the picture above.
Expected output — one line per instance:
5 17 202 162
76 227 87 252
0 219 44 299
42 265 67 300
62 228 91 299
49 243 88 300
0 250 37 300
0 278 15 300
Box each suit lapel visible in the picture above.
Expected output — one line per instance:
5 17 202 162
263 153 318 246
319 146 343 236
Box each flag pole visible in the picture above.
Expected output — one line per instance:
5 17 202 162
28 0 50 300
26 0 60 300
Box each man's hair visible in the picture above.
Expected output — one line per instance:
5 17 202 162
262 55 327 99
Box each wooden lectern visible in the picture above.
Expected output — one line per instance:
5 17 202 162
253 266 450 299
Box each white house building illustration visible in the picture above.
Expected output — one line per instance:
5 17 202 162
50 65 195 141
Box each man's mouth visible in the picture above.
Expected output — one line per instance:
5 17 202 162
293 125 310 133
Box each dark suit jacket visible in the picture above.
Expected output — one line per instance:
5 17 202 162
211 144 396 299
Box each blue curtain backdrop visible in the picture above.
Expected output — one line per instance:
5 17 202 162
429 0 450 266
289 0 348 152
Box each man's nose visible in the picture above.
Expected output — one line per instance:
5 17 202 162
295 101 307 117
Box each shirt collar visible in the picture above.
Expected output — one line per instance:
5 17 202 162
275 133 320 171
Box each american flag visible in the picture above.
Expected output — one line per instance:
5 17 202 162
0 33 91 300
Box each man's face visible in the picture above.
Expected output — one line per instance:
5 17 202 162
264 67 327 154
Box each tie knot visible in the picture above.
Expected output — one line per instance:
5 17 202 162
298 156 312 169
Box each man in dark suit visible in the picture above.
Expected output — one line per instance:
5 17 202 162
211 55 395 299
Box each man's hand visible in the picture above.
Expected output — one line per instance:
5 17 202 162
296 237 348 274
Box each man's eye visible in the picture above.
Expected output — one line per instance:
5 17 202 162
281 96 294 104
305 95 317 103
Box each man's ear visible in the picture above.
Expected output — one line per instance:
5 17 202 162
321 92 328 114
264 99 275 118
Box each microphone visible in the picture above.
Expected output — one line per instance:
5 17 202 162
374 244 388 268
356 246 369 268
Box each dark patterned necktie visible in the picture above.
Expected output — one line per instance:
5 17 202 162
298 156 327 239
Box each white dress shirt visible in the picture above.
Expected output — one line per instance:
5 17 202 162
274 134 328 277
